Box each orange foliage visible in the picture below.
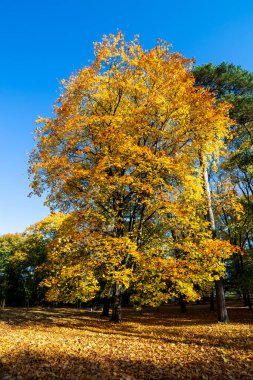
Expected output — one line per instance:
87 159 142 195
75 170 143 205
29 33 237 306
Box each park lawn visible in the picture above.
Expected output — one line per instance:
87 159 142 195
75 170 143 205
0 303 252 380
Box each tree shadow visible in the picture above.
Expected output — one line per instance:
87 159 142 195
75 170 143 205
0 349 252 380
0 303 252 352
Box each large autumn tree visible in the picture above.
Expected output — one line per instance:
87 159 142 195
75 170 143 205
29 33 236 322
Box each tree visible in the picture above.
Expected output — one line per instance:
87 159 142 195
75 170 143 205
0 215 67 308
21 213 68 306
193 62 253 310
0 234 25 307
29 33 236 322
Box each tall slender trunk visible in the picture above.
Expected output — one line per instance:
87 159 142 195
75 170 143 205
0 298 5 308
245 292 252 309
111 284 122 323
199 152 229 323
1 277 7 308
242 292 248 306
239 256 251 309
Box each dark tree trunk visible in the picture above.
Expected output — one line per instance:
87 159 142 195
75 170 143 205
243 292 248 306
215 279 229 323
179 296 187 313
101 297 110 317
111 284 122 323
246 292 252 309
210 288 215 311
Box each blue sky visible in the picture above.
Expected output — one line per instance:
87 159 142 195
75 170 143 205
1 0 253 234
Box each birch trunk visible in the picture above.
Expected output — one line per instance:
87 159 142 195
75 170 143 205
199 152 229 323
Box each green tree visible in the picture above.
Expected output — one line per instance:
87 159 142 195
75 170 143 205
0 234 25 307
0 215 62 308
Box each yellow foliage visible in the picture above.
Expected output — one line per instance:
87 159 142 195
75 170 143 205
29 33 235 306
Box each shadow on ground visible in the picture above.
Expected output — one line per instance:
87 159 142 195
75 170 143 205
0 348 252 380
0 303 252 351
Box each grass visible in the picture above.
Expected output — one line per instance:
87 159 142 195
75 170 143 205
0 302 252 379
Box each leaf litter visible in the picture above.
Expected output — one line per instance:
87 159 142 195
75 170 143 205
0 303 252 379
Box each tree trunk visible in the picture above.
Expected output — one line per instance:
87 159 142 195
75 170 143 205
101 297 110 317
210 288 215 311
246 292 252 309
110 284 122 323
0 298 5 308
199 151 229 323
179 296 187 313
243 292 248 306
215 279 229 323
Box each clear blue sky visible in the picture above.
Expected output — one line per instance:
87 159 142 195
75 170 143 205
1 0 253 235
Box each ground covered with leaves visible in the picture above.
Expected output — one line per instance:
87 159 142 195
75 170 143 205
0 303 252 379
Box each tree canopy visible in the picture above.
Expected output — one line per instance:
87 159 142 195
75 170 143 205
27 34 240 321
